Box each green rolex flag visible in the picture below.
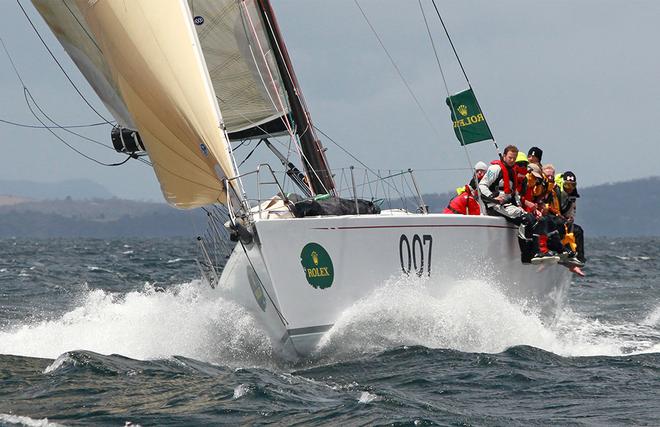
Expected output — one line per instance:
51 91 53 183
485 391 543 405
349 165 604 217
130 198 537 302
446 88 493 145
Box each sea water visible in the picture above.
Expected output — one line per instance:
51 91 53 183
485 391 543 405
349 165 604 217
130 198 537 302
0 237 658 425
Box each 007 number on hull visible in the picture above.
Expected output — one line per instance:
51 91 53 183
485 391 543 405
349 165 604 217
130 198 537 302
398 234 432 277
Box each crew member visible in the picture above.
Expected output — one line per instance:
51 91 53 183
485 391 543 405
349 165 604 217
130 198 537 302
524 163 565 261
558 171 585 264
528 146 543 165
513 152 534 211
446 161 486 215
457 161 488 194
479 145 523 220
479 145 536 263
443 185 481 215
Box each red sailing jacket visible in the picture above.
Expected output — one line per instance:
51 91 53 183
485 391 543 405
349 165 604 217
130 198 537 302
443 186 481 216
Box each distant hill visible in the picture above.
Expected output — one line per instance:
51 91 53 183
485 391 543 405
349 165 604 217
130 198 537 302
0 179 114 200
577 177 660 237
0 177 656 237
0 198 205 238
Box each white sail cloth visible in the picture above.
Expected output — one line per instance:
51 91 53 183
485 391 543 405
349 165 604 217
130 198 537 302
32 0 135 129
74 0 242 208
190 0 291 136
32 0 297 208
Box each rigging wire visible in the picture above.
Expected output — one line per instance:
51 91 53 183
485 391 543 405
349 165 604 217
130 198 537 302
1 37 150 167
237 139 263 168
314 125 414 200
0 118 110 129
61 0 102 53
226 9 422 204
236 2 308 198
248 2 333 196
27 88 153 167
24 88 133 167
353 0 444 142
15 0 114 125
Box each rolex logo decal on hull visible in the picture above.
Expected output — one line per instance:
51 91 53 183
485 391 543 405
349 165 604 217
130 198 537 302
300 243 334 289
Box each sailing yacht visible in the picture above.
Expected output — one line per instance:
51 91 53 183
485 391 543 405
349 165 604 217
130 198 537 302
32 0 571 359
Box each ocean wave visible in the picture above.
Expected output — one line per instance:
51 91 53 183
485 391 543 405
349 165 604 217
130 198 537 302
233 383 252 399
43 353 75 374
357 391 378 404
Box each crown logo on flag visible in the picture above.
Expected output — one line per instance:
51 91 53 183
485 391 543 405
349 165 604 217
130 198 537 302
457 105 468 116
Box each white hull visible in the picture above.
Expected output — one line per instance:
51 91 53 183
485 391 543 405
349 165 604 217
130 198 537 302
218 213 571 359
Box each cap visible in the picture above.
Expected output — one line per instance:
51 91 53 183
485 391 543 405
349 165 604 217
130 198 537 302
474 161 488 171
562 171 580 197
527 163 543 179
515 152 528 164
563 171 577 184
528 146 543 162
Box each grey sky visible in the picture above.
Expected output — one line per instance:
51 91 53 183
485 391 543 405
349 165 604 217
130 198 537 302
1 0 659 201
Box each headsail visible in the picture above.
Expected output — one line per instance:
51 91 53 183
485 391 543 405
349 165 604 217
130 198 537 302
35 0 242 209
31 0 135 129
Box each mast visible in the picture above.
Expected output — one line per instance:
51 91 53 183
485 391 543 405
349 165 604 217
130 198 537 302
256 0 336 196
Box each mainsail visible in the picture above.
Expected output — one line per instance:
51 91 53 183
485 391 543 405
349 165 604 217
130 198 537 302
189 0 335 194
188 0 291 140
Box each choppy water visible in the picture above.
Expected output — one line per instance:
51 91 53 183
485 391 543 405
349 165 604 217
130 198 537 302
0 237 659 425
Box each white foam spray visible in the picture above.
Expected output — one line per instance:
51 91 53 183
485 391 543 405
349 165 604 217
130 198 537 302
316 275 660 358
643 305 660 327
0 414 64 427
357 391 378 404
0 281 272 365
2 276 658 365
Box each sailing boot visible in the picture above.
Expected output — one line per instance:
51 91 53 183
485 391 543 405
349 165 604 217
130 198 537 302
531 235 560 264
